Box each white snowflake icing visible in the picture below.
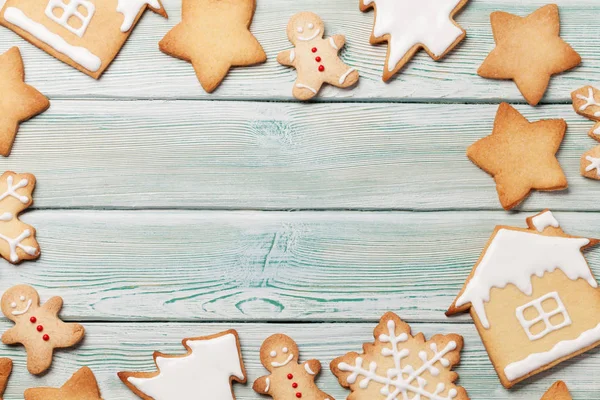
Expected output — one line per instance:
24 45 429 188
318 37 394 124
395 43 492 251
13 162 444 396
586 156 600 177
0 176 37 263
338 319 458 400
576 87 600 117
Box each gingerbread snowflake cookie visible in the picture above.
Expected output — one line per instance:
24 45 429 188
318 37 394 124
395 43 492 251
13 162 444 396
360 0 468 81
542 382 572 400
25 367 103 400
1 285 85 374
278 12 358 100
0 0 167 78
0 171 40 264
447 210 600 388
253 334 334 400
331 312 467 400
571 86 600 180
119 330 246 400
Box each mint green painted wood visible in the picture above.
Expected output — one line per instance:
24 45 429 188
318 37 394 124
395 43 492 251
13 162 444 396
2 100 598 211
0 0 596 101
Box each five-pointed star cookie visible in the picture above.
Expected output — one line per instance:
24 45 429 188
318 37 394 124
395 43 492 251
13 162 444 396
24 367 103 400
467 103 567 210
541 381 572 400
0 47 49 157
159 0 266 93
361 0 469 81
0 358 12 400
478 4 581 106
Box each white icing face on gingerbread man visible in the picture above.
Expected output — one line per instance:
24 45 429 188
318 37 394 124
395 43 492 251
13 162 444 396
260 334 300 372
2 285 38 322
288 13 326 44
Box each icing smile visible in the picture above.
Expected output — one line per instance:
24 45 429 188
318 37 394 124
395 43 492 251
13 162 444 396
12 299 32 316
297 29 320 41
271 353 293 367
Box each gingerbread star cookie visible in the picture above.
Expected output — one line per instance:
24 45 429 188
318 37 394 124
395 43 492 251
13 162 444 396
478 4 581 106
0 47 49 156
119 330 246 400
277 12 358 100
25 367 103 400
542 382 572 400
253 334 334 400
360 0 468 81
571 86 600 180
160 0 266 93
1 285 85 375
0 358 12 400
0 171 40 264
467 103 567 210
331 312 467 400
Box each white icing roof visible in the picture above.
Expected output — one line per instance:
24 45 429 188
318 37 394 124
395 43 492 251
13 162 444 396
456 228 595 329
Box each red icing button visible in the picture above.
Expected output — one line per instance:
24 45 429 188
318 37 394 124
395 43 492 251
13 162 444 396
318 65 325 72
311 47 317 53
315 56 321 62
296 393 302 398
292 383 298 388
36 325 43 332
30 316 36 323
42 334 49 341
287 374 293 380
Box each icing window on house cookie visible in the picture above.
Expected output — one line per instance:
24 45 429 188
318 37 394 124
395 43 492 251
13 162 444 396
516 292 571 341
45 0 95 38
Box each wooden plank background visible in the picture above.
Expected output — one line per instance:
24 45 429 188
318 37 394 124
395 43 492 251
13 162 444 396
0 0 599 398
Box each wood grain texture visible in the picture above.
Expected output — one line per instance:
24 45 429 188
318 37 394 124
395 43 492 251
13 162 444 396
0 210 595 322
2 100 598 211
0 321 597 400
0 0 597 101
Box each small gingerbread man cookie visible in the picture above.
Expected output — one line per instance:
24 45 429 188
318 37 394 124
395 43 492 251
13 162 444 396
278 12 359 100
253 334 334 400
1 285 85 374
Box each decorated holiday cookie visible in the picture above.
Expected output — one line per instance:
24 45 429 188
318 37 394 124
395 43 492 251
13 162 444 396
277 12 358 100
1 285 85 375
467 103 567 210
478 4 581 106
0 359 12 400
0 171 40 264
24 367 103 400
119 329 246 400
542 382 572 400
447 210 600 388
331 312 467 400
0 0 167 78
571 86 600 180
0 47 49 157
253 334 334 400
160 0 266 93
360 0 469 81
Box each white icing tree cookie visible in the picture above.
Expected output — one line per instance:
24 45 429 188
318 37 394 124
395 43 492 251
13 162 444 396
331 312 468 400
360 0 469 81
119 330 246 400
278 12 359 100
572 86 600 180
448 210 600 388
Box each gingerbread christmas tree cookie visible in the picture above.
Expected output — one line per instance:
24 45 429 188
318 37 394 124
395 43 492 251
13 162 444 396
447 210 600 388
478 4 581 106
571 86 600 180
360 0 469 81
25 367 103 400
1 285 85 374
119 330 246 400
0 171 40 264
160 0 266 93
277 12 358 100
542 382 572 400
0 47 49 157
0 358 12 400
253 334 334 400
467 103 567 210
331 312 468 400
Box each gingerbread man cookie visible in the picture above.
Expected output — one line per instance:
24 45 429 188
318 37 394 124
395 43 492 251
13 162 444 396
278 12 359 100
1 285 85 374
253 334 334 400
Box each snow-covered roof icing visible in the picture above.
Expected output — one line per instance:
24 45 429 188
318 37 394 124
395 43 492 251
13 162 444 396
456 228 595 329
